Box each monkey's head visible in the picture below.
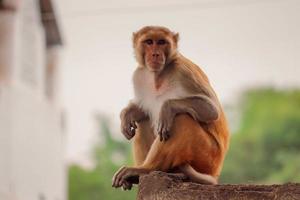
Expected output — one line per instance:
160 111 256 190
133 26 179 72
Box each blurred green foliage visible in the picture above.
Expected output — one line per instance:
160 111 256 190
221 88 300 183
68 88 300 200
68 116 136 200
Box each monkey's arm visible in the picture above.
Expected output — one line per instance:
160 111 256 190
157 95 219 141
121 102 149 140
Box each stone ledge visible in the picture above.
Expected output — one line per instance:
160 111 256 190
137 171 300 200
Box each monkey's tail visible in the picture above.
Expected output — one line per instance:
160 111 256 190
179 164 217 185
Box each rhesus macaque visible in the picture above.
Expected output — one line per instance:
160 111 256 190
112 26 230 190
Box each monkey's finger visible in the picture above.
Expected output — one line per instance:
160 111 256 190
159 131 163 141
122 182 127 190
128 181 133 190
127 125 132 135
120 173 135 189
122 130 130 140
166 121 173 133
118 171 131 188
158 122 162 129
131 121 137 129
165 131 170 141
121 182 126 190
127 183 133 190
161 130 166 141
112 166 126 187
130 128 136 136
157 124 162 141
129 122 136 135
164 126 171 141
124 125 133 139
112 167 122 187
163 120 173 141
123 129 130 140
163 130 169 141
129 121 135 129
115 167 129 187
122 181 129 190
158 121 166 141
115 172 126 188
121 124 132 140
161 130 165 141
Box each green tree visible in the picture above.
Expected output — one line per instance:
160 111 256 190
68 115 136 200
221 88 300 183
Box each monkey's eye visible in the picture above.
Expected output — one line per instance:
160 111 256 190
144 39 153 45
157 39 167 45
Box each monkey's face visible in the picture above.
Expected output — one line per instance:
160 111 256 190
143 37 168 72
133 26 179 72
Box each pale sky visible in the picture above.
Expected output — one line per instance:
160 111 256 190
55 0 300 165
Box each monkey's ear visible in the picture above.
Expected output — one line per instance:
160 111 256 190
173 32 180 44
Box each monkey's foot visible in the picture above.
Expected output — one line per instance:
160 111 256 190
112 166 148 190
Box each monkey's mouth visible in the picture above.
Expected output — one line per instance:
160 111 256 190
149 59 165 66
148 62 164 71
151 61 163 65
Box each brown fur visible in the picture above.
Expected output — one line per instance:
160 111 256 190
112 26 230 190
137 115 228 177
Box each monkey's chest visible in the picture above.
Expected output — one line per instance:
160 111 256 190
134 74 188 130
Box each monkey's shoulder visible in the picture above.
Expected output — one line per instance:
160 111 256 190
176 57 209 82
173 57 214 96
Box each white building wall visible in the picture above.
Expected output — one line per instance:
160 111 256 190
9 86 65 200
0 0 66 200
0 87 13 200
0 8 19 200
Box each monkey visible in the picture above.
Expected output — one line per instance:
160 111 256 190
112 26 230 190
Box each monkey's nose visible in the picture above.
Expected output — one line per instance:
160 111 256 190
152 53 160 58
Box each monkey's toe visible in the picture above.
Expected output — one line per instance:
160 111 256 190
122 181 133 190
112 166 127 188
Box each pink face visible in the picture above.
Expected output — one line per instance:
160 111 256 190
143 38 169 72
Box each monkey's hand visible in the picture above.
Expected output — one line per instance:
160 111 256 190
157 101 176 141
120 103 148 140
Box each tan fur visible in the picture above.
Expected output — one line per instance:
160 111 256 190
112 26 230 189
134 114 229 178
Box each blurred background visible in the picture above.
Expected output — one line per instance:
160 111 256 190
0 0 299 200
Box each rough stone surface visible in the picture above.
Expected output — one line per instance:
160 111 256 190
137 171 300 200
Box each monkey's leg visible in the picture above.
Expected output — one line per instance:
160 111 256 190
112 115 218 188
114 120 155 190
133 120 155 166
